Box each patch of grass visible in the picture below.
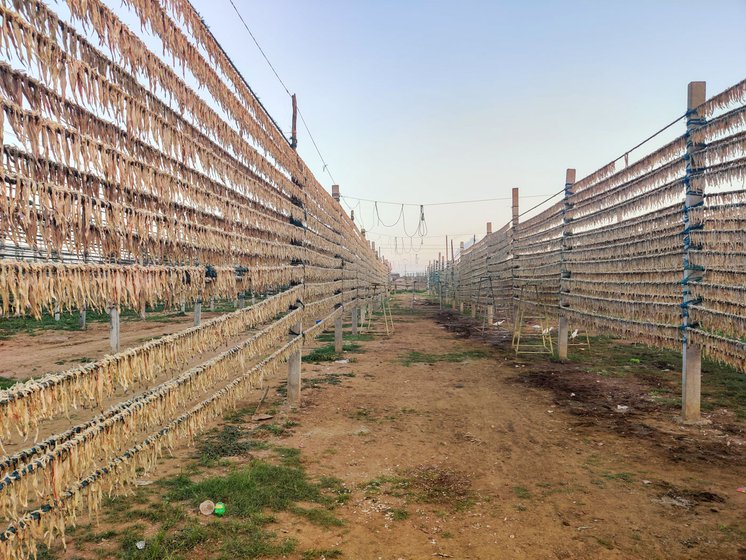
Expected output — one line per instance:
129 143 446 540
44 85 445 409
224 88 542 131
318 476 351 504
304 343 363 363
594 537 614 550
302 549 343 560
0 376 23 390
275 446 302 468
316 331 373 343
366 466 475 510
198 424 268 466
562 336 746 419
601 472 635 483
291 505 343 527
350 407 376 421
401 350 489 366
512 486 531 499
304 372 355 389
386 507 409 521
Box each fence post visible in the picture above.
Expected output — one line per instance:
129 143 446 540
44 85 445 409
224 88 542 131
334 313 343 352
511 187 520 324
79 302 87 329
109 304 120 353
351 306 359 336
559 168 576 360
681 81 707 422
194 297 202 326
287 318 303 406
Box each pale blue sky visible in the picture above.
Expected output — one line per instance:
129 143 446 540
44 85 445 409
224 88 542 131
191 0 746 272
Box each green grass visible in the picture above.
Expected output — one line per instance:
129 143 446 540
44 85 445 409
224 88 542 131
165 459 341 523
304 372 355 389
363 466 474 510
401 350 489 366
302 549 343 560
512 486 531 499
304 343 363 363
0 376 22 390
386 507 409 521
601 472 635 483
315 331 374 343
0 304 196 340
112 448 344 559
563 336 746 419
197 424 269 466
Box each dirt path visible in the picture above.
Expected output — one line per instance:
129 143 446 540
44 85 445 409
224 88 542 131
277 298 746 559
0 310 224 381
34 296 746 559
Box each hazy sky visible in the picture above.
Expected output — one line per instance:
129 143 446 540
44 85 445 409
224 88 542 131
192 0 746 273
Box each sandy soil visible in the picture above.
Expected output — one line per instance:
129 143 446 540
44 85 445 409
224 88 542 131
268 299 745 559
0 311 224 381
10 295 746 559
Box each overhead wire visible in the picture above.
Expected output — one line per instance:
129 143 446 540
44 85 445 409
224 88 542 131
226 0 337 184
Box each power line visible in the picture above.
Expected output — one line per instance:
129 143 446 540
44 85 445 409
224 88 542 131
341 193 554 207
225 0 336 184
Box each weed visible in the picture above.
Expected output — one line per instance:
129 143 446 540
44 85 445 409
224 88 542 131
0 376 22 390
401 350 489 366
512 486 531 499
601 472 635 483
304 343 363 363
198 424 267 466
291 505 343 527
302 549 343 560
386 508 409 521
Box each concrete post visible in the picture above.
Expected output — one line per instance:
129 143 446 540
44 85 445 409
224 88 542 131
681 81 707 422
194 298 202 326
487 305 494 326
558 317 569 360
459 302 464 314
109 305 120 353
210 296 215 311
471 304 477 319
54 303 60 322
559 168 576 360
251 294 256 306
683 344 702 420
139 299 147 320
287 319 303 406
511 187 520 324
180 300 186 313
79 303 87 329
351 306 359 336
334 314 343 353
238 294 245 309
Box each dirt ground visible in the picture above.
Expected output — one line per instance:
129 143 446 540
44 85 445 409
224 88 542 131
15 295 746 559
0 310 224 381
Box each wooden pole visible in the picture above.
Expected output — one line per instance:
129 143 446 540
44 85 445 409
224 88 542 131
681 81 707 422
290 93 298 149
559 168 576 360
